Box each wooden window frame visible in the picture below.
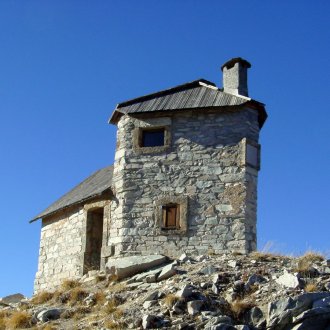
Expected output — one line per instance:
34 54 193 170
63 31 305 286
162 203 180 230
133 125 171 154
140 128 165 148
155 196 188 234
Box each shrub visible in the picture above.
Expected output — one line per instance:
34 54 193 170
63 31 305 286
31 290 53 304
5 311 32 329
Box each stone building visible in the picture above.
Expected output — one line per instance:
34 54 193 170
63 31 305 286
31 58 267 292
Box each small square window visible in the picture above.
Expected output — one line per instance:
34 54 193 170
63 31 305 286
141 129 165 147
162 204 180 229
155 196 188 234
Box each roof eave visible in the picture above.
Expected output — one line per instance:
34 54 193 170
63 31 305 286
29 188 112 223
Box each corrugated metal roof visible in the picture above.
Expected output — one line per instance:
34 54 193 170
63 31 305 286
30 165 113 222
109 79 258 124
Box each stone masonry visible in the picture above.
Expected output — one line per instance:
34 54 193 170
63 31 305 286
108 108 260 259
32 58 267 292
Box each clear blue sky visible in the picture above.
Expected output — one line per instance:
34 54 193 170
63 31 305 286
0 1 329 297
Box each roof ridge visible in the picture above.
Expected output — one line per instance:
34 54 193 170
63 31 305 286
117 79 216 109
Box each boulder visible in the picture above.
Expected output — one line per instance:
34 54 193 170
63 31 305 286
267 292 330 329
142 314 160 329
209 324 237 330
179 253 190 263
37 308 65 322
0 293 25 304
275 270 300 288
212 284 220 295
187 300 204 315
157 263 176 281
267 310 293 330
143 300 158 309
227 260 237 268
313 296 330 309
246 306 265 327
204 315 233 329
106 255 167 280
292 307 330 329
144 290 160 302
246 274 266 286
176 285 193 299
200 265 218 275
236 326 251 330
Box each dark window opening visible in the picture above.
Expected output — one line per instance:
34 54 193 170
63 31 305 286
141 129 165 147
84 208 104 274
162 204 180 229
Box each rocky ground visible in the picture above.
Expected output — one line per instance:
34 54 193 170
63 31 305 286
1 251 330 329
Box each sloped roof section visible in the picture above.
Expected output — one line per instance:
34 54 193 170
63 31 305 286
30 165 113 222
109 79 266 126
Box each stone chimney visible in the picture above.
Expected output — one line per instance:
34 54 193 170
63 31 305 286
221 57 251 97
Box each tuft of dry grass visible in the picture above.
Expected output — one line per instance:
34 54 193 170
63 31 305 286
103 296 122 314
5 311 32 329
67 287 88 306
107 274 119 284
296 252 324 276
107 282 126 293
94 291 106 305
297 251 324 272
104 317 125 330
0 311 8 330
229 298 255 319
305 283 318 292
249 251 280 262
61 279 81 291
31 290 53 305
163 294 180 308
42 324 57 330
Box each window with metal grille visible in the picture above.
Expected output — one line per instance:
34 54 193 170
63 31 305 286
162 204 180 229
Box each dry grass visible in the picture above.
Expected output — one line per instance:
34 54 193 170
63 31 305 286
94 291 106 305
104 319 125 330
61 279 81 291
297 251 324 272
4 311 32 329
31 290 53 304
163 293 180 308
305 283 318 292
0 311 8 330
67 287 88 306
107 282 126 293
107 274 119 284
229 298 255 319
249 251 281 262
41 324 57 330
103 297 122 314
296 252 324 276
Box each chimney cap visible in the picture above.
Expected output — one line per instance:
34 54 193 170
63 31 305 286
221 57 251 71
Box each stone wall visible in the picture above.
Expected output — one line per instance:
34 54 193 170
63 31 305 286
109 107 260 258
34 199 111 293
